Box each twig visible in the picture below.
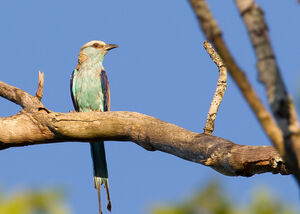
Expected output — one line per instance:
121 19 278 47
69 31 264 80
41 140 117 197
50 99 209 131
203 41 227 135
35 71 44 100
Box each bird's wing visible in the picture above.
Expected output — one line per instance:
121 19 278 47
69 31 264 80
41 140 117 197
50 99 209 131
70 69 79 111
101 70 110 111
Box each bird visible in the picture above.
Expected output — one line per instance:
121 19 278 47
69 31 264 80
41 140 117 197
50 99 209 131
70 40 118 214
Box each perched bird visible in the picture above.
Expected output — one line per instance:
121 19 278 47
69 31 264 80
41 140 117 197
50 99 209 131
70 40 118 213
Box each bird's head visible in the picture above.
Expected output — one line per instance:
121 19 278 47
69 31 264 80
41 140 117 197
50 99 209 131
79 40 118 61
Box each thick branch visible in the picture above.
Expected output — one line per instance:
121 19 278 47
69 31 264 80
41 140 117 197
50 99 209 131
0 111 289 177
0 79 290 177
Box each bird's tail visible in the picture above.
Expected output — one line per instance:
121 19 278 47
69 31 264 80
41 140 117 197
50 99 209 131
90 142 111 213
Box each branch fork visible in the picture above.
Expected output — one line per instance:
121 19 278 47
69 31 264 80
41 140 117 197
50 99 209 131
0 69 290 177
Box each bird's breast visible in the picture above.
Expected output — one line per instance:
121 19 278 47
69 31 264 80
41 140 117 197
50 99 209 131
74 68 105 112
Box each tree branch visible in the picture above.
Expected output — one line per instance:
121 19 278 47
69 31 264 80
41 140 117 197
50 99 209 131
0 79 290 177
235 0 300 181
203 41 227 135
189 0 300 182
35 71 44 101
189 0 284 154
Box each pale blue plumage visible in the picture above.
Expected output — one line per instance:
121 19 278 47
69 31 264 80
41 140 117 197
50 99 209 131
70 40 118 214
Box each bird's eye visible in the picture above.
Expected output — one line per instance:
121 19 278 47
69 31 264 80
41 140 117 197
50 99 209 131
93 43 99 48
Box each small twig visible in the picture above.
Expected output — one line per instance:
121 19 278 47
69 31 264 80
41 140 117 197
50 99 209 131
35 71 44 100
203 41 224 68
203 41 227 135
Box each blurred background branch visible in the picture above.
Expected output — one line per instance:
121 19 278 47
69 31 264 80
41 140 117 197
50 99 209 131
234 0 300 184
189 0 300 183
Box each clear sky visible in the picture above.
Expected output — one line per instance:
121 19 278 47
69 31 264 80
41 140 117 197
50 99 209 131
0 0 299 213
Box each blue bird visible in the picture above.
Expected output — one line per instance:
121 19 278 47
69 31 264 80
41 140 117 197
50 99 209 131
70 40 118 213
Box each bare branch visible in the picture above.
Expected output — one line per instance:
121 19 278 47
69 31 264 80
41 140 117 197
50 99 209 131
235 0 300 181
235 0 291 144
189 0 221 41
35 71 44 100
189 0 284 154
0 111 289 177
0 79 290 177
203 41 227 135
0 81 45 112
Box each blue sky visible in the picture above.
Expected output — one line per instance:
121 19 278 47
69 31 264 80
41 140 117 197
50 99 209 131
0 0 299 213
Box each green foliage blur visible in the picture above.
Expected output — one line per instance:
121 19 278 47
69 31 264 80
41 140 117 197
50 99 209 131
0 189 69 214
0 183 297 214
152 183 298 214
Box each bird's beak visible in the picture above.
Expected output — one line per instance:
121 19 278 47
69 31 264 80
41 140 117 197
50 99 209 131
105 44 119 51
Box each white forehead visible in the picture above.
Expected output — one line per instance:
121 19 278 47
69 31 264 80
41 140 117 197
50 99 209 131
81 40 107 49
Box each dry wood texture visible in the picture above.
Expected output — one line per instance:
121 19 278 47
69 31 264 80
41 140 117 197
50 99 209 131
0 79 289 177
203 41 227 135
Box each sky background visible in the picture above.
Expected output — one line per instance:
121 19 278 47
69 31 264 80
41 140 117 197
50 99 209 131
0 0 299 213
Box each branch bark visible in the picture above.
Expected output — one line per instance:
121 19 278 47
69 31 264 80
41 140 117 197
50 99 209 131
235 0 300 181
35 71 44 101
0 80 289 177
189 0 300 182
203 41 227 135
189 0 284 154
